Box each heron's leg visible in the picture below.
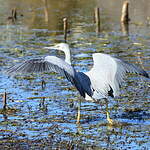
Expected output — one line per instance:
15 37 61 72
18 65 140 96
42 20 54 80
105 98 114 124
76 99 81 124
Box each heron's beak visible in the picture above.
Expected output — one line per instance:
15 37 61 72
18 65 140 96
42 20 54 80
44 46 56 50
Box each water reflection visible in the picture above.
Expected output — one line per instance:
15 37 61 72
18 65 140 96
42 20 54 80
0 0 150 149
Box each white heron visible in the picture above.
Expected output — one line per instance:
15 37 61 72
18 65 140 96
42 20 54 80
6 43 149 124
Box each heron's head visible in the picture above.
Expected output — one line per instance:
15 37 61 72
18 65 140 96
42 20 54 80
44 43 69 52
44 43 71 65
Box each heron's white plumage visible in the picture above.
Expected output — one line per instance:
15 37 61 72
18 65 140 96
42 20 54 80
86 53 120 98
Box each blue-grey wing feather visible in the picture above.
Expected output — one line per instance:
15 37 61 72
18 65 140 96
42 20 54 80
75 72 93 97
6 56 75 80
6 59 46 74
115 58 149 79
5 56 86 97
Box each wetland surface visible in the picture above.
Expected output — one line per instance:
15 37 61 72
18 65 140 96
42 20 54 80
0 0 150 149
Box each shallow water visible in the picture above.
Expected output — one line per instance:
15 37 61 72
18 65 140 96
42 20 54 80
0 0 150 149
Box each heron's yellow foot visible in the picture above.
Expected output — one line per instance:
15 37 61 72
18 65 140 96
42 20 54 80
76 99 81 124
76 108 81 124
106 111 114 125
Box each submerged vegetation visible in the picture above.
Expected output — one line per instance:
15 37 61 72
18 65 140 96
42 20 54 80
0 0 149 149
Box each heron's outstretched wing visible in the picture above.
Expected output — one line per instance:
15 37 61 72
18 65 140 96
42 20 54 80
6 56 73 75
115 58 149 78
5 56 86 97
86 53 149 99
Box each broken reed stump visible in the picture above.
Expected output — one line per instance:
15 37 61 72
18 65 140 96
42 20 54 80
121 1 129 35
7 8 17 22
63 18 68 43
43 0 49 23
3 92 7 110
41 79 46 89
12 8 17 20
94 7 100 34
121 1 129 23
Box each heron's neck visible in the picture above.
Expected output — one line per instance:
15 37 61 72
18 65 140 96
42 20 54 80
64 47 71 65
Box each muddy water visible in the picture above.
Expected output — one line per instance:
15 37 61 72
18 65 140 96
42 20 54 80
0 0 150 149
